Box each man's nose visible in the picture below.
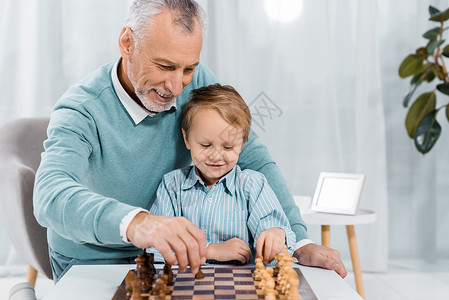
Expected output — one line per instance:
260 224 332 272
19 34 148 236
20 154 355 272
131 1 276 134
165 71 184 97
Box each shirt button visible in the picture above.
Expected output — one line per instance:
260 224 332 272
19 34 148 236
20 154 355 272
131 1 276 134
208 197 212 202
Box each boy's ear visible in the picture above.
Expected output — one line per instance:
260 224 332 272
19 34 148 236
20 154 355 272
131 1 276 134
182 129 191 150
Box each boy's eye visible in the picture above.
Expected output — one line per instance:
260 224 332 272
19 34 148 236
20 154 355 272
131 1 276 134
224 146 234 150
200 144 211 148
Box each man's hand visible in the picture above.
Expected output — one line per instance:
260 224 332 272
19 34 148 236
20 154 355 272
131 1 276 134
294 243 347 278
255 227 286 264
207 238 251 264
127 212 207 274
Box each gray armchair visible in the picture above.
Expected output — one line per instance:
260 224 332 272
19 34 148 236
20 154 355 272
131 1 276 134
0 118 52 286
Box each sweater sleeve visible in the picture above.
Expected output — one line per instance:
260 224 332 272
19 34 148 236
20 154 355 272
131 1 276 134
237 130 309 242
33 101 136 246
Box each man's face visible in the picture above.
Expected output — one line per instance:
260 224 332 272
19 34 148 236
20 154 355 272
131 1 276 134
183 108 244 188
122 11 202 112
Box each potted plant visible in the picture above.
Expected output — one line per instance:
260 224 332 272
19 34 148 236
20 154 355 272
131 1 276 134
399 5 449 154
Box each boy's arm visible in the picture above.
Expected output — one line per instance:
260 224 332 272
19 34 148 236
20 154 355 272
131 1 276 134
149 174 178 217
245 172 297 254
238 130 309 242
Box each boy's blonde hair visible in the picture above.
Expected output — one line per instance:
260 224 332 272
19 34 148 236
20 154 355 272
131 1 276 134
182 83 251 143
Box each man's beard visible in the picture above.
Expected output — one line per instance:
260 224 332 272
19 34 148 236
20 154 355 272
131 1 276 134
135 87 176 113
128 65 176 112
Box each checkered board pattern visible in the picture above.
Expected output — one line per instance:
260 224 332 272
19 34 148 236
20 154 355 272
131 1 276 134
113 266 317 300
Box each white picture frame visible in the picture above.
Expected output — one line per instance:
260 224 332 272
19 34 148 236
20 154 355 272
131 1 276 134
310 172 366 215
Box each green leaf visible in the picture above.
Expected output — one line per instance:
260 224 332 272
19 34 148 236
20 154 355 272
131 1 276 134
429 6 440 16
446 105 449 122
427 39 445 54
403 84 419 108
429 8 449 22
437 82 449 95
416 47 428 57
442 44 449 57
411 64 436 83
423 27 441 39
428 64 443 80
405 91 436 138
398 54 424 78
414 112 441 154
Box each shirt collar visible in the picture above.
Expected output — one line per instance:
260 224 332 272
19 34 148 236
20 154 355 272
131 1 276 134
111 58 177 125
181 165 239 196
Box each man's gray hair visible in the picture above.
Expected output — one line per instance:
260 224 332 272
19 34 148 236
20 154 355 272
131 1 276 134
127 0 206 49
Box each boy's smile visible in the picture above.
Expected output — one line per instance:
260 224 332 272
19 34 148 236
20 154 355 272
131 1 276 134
182 108 244 188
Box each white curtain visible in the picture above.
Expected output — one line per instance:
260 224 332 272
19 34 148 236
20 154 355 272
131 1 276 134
379 0 449 262
0 0 128 123
1 0 448 274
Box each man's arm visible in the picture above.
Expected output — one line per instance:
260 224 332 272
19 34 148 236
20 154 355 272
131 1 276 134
238 131 347 278
127 172 207 274
33 106 135 245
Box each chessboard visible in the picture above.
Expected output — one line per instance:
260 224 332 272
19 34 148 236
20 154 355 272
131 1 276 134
112 265 318 300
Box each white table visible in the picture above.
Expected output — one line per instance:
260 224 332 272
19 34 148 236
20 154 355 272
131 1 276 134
42 263 363 300
301 209 376 298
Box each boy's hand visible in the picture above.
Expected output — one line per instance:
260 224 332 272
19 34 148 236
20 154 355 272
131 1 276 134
255 227 286 264
207 238 251 264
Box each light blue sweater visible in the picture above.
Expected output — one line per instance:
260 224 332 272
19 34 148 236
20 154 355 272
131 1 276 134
33 61 308 260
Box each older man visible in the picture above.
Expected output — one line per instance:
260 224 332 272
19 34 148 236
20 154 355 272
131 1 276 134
34 0 346 282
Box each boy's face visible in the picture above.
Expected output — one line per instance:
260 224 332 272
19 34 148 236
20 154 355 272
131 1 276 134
182 108 244 187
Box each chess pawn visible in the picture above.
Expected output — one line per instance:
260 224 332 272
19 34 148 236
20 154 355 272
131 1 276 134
258 269 268 289
254 258 264 281
285 269 301 300
125 270 138 300
266 267 274 277
276 259 285 282
195 265 205 279
273 253 281 276
158 289 167 300
163 263 174 285
281 266 297 295
152 278 167 296
262 276 275 295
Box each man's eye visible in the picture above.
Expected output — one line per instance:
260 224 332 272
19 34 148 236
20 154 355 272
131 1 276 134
184 68 195 74
160 65 174 71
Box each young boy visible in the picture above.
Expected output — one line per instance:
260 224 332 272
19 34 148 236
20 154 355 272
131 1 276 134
149 83 296 264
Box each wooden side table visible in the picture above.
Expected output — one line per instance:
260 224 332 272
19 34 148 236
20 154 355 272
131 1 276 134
301 209 376 299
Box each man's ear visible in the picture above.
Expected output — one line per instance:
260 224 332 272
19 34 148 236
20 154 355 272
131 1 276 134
118 26 135 60
182 129 191 150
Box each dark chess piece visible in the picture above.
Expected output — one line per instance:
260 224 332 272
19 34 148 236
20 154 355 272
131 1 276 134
135 255 152 293
163 262 174 285
143 250 156 281
195 265 205 279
